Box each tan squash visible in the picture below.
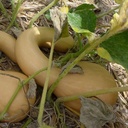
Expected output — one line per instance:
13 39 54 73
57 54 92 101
0 31 16 62
15 27 118 112
0 70 36 122
0 32 35 122
0 27 118 117
55 61 117 112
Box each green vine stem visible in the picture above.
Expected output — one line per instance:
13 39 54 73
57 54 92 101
54 101 66 127
47 29 119 100
37 40 55 127
96 5 120 19
6 0 23 31
56 86 128 103
76 33 83 49
56 47 84 67
0 1 8 17
11 0 17 10
0 67 47 121
21 118 32 128
29 0 59 28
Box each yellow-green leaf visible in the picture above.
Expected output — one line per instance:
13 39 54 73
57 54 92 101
60 6 69 14
97 47 113 62
114 0 123 4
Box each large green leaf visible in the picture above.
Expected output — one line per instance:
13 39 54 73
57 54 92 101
67 4 96 34
75 3 95 11
100 29 128 69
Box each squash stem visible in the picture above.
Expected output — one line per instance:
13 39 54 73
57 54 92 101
56 86 128 103
37 40 55 127
0 67 47 121
29 0 59 28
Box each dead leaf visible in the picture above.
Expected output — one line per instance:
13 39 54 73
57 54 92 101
11 27 22 38
27 78 37 99
80 97 116 128
61 61 84 74
50 7 69 42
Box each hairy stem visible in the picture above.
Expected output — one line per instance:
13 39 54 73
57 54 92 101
37 40 55 127
56 86 128 103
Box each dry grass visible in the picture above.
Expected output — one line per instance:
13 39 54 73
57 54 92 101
0 0 128 128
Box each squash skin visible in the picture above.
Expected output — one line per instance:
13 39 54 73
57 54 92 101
0 70 36 122
15 27 74 86
55 61 118 112
0 27 118 117
0 31 16 62
0 27 74 122
15 27 118 113
0 31 36 122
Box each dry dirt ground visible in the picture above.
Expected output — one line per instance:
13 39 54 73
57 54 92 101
0 0 128 128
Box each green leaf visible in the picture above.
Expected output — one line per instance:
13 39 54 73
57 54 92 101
67 6 96 34
100 29 128 69
75 3 95 11
45 10 51 20
97 47 113 62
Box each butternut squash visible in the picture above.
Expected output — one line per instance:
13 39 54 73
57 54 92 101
0 70 36 122
15 27 117 112
0 27 117 120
